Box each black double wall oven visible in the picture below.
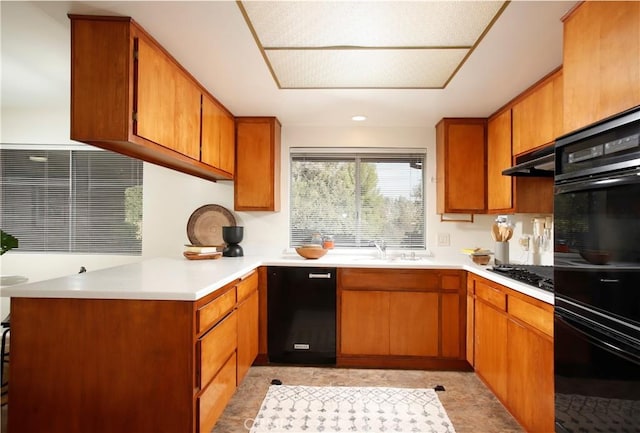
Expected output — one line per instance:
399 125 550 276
554 106 640 432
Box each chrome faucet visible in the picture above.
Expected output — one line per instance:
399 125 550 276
374 240 387 259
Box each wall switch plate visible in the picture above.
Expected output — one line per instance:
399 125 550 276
437 232 450 247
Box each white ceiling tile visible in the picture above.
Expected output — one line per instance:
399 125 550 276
240 0 507 88
267 48 469 88
242 1 505 47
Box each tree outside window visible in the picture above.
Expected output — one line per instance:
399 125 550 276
290 152 425 249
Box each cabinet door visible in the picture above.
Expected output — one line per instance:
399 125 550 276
552 70 564 138
201 94 222 168
436 119 486 214
487 110 513 212
340 290 389 355
202 94 235 175
198 352 237 433
136 36 175 147
236 290 259 384
475 300 508 403
199 311 237 389
136 37 200 160
389 292 438 357
219 111 235 175
512 79 555 155
466 289 474 366
441 293 462 358
235 118 281 211
563 1 640 133
507 319 554 433
173 71 201 160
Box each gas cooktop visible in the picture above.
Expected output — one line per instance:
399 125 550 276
489 265 554 293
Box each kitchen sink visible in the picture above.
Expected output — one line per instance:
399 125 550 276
336 255 431 264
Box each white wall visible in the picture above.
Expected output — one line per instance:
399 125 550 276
281 125 553 262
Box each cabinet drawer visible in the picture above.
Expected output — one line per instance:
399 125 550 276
198 352 237 433
340 268 439 291
199 311 237 388
197 287 236 334
476 281 506 311
236 270 258 303
508 296 553 337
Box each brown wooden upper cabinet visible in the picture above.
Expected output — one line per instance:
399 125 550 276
202 94 235 176
487 109 513 213
485 69 561 215
69 15 234 182
135 36 201 161
486 108 554 215
235 117 281 211
435 118 487 214
512 69 563 156
563 1 640 134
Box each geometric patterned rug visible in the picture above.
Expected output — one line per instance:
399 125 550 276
249 385 456 433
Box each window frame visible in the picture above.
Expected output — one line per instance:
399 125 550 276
289 147 427 251
0 143 144 255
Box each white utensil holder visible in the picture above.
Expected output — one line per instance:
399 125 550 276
495 241 509 265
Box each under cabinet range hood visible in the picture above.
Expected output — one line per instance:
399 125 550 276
502 144 555 177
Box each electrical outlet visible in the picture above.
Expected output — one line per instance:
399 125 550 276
437 232 450 247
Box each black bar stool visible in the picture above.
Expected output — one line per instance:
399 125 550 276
1 313 9 400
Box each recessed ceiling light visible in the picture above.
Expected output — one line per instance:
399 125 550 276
352 115 367 121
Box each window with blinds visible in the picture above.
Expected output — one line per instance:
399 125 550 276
290 151 425 249
1 147 143 254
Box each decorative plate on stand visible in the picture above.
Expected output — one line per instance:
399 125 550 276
186 204 236 246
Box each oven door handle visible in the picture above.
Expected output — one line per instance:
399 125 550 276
555 308 640 366
555 168 640 194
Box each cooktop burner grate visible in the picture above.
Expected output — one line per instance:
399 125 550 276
489 265 554 293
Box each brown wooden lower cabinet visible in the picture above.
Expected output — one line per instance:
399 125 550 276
340 290 390 355
337 268 469 370
198 352 237 433
507 319 554 433
8 269 260 433
468 273 554 433
465 278 475 366
389 291 439 356
237 289 259 383
475 297 509 403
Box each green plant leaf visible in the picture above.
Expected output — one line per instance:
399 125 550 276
1 230 19 255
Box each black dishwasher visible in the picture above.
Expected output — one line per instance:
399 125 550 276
267 266 336 365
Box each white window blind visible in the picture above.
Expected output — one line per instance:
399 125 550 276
290 151 425 249
1 148 143 254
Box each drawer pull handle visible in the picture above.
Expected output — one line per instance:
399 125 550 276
309 273 331 279
293 343 310 350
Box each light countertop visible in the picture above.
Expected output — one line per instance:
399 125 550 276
0 253 554 304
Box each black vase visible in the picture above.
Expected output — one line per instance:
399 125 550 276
222 226 244 257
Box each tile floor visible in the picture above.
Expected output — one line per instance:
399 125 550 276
0 366 524 433
213 366 524 433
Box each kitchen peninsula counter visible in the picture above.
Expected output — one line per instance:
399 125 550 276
2 254 552 433
0 254 553 304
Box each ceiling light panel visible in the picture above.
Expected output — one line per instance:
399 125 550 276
266 48 469 89
241 1 505 47
239 0 508 89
